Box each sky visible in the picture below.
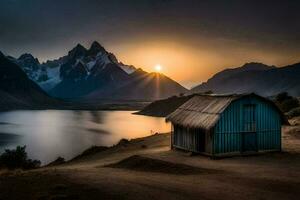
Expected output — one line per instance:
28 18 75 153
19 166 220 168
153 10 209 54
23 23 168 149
1 0 300 88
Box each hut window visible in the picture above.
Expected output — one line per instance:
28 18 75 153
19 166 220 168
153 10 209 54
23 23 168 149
243 104 256 132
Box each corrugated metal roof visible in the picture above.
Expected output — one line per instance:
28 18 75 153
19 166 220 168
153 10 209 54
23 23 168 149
166 93 288 130
166 95 239 130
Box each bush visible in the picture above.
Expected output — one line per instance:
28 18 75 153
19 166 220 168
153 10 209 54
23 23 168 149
280 98 299 112
0 146 41 170
287 107 300 118
276 92 291 103
275 92 299 112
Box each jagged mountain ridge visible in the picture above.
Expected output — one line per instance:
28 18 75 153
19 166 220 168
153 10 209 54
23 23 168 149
11 41 187 100
191 62 300 96
8 52 62 91
50 41 133 98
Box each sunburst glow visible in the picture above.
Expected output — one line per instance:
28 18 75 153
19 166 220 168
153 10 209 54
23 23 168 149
155 64 162 72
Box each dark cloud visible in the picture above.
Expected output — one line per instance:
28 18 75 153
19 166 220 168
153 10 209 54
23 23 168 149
0 0 299 61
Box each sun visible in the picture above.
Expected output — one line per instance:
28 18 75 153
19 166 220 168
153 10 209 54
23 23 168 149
154 64 162 72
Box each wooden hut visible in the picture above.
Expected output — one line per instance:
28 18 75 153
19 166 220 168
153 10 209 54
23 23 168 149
166 93 288 157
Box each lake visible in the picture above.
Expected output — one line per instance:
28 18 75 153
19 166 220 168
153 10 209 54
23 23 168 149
0 110 170 164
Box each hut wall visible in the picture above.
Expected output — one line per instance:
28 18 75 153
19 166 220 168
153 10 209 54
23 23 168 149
173 124 207 152
213 96 281 155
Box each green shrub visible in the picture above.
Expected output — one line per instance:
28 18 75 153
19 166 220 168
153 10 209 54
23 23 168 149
276 92 291 103
287 107 300 118
275 92 299 112
281 98 299 112
0 146 41 170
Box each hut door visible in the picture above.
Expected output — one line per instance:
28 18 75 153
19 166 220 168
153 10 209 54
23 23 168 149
242 104 257 152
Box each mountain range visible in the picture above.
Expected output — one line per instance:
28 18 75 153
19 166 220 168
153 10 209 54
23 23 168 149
192 62 300 97
1 41 300 111
7 41 187 101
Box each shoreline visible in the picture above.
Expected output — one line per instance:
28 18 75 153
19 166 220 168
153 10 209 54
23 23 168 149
0 104 148 113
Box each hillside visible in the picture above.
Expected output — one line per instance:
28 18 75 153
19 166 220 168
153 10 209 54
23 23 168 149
89 69 188 101
135 94 194 117
0 52 59 110
192 62 300 96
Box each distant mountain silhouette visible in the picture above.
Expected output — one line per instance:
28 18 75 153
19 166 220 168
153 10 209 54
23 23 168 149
0 51 58 110
12 41 187 101
192 62 300 96
88 68 188 100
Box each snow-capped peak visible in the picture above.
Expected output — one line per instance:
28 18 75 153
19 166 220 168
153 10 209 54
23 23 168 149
118 63 136 74
18 53 40 65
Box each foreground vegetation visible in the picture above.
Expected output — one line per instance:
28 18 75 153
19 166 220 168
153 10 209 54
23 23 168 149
275 92 300 118
0 146 40 170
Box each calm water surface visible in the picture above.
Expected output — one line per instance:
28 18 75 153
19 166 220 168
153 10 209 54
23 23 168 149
0 110 170 164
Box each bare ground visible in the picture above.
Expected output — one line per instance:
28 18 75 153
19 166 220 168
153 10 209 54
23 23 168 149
1 120 300 200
